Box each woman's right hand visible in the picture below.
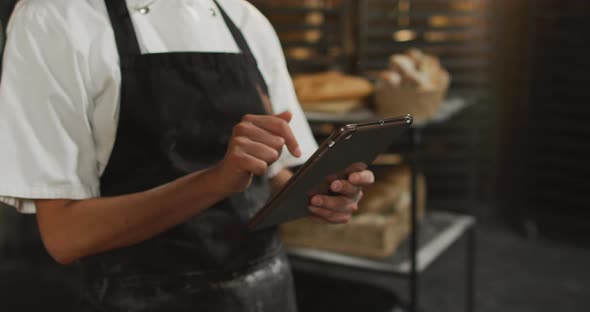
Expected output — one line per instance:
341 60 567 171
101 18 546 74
214 111 302 194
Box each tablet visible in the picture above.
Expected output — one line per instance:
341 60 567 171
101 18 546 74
248 114 413 231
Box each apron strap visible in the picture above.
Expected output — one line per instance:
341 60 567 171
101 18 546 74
212 0 255 58
104 0 142 57
212 0 269 94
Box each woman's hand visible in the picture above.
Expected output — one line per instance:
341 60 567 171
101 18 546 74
308 167 375 224
215 111 301 194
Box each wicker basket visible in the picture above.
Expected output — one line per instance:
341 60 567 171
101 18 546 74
374 80 448 123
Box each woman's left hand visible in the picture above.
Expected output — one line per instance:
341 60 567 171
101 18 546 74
308 169 375 224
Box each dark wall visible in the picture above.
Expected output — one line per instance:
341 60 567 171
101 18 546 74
497 0 590 243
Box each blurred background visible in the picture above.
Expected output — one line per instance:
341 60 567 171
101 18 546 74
1 0 589 311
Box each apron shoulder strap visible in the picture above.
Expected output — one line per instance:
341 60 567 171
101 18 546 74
104 0 142 57
213 0 268 93
212 0 256 58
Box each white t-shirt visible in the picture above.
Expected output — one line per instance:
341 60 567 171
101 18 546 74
0 0 318 213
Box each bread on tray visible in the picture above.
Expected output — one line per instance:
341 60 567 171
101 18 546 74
293 71 373 113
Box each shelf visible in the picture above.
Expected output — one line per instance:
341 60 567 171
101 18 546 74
303 96 469 127
287 211 475 276
305 108 377 123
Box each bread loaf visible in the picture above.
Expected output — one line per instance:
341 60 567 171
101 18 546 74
358 166 426 220
375 48 450 122
293 71 373 103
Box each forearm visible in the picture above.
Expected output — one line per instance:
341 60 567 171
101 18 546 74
35 112 303 265
36 166 228 264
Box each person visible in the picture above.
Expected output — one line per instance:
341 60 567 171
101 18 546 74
0 0 375 311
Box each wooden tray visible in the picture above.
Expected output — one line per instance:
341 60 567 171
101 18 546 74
280 212 410 259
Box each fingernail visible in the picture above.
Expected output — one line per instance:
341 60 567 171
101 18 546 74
332 181 342 192
295 147 301 157
312 197 322 206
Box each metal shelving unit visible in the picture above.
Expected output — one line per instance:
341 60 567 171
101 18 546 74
250 1 485 311
288 211 476 311
252 1 492 215
251 0 353 73
299 98 477 312
355 0 492 215
289 212 474 275
356 0 491 90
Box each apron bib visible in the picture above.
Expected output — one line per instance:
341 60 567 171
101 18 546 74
80 1 296 311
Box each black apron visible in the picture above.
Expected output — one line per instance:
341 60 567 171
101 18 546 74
80 1 296 311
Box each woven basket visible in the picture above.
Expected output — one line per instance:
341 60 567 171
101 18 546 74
374 81 448 123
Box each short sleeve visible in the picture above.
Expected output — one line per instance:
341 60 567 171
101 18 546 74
0 3 100 213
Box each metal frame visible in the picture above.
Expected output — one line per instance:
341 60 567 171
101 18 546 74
408 125 476 312
251 2 481 310
409 126 420 311
252 1 353 73
298 99 477 312
356 0 488 216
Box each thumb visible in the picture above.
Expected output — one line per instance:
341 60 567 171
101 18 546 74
275 111 293 123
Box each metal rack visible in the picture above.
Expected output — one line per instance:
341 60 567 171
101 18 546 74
250 1 485 311
356 0 491 90
297 98 477 312
250 0 353 73
252 0 491 215
357 0 491 215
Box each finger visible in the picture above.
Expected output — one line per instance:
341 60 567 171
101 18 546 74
233 122 285 151
344 162 369 176
330 180 362 197
348 170 375 185
275 111 293 123
234 149 268 176
310 195 358 214
242 113 301 158
308 206 352 224
235 136 280 165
